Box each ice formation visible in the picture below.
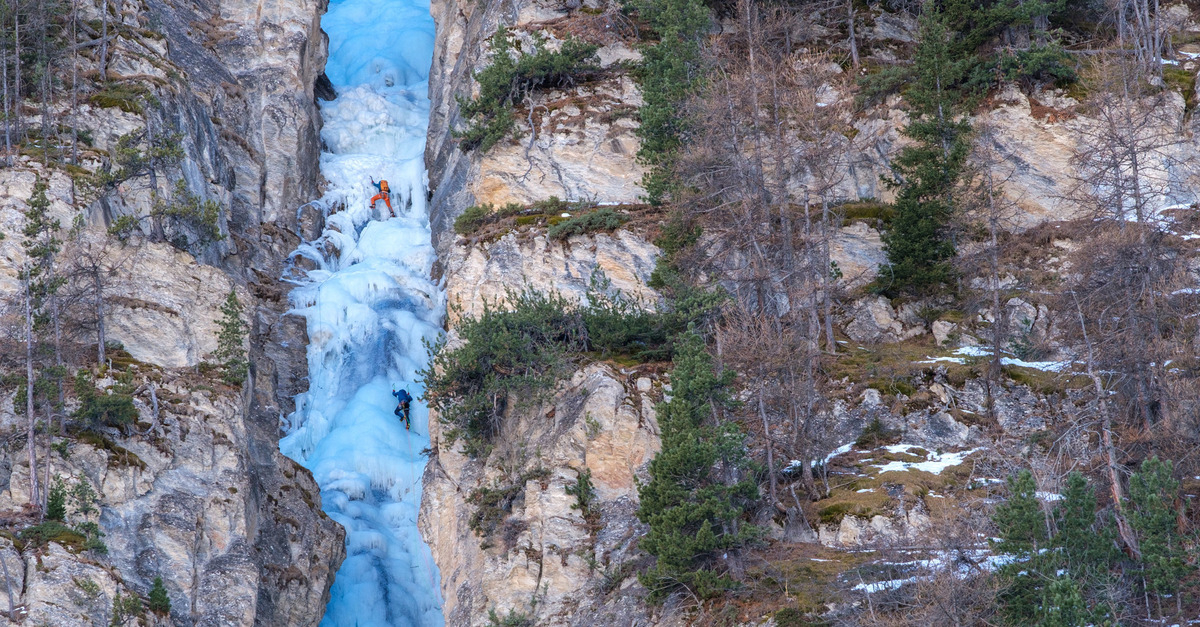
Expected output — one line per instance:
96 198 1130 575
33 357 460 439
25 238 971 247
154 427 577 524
280 0 444 622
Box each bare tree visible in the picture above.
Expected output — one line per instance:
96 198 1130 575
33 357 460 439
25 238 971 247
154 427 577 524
961 119 1025 422
21 266 39 508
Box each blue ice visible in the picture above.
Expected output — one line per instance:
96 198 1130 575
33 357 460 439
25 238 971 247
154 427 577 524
280 0 444 622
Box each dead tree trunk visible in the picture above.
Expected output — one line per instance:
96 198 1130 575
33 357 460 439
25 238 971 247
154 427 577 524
94 265 106 364
1073 291 1140 558
23 268 39 510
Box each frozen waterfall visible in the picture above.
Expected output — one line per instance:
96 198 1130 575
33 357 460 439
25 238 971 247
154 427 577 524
279 0 444 622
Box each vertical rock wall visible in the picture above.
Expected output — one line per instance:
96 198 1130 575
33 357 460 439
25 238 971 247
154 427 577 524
0 0 343 622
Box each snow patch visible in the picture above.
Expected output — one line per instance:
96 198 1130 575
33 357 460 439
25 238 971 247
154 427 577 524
919 346 1070 372
873 446 981 475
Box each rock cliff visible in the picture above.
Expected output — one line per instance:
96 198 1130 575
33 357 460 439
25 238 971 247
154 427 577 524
418 0 1200 622
0 0 342 620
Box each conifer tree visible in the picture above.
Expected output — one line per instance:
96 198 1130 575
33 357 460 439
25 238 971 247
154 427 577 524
21 176 62 508
45 476 66 521
879 10 971 295
148 576 170 614
1040 577 1089 627
637 331 757 600
215 288 248 386
993 469 1049 625
629 0 709 203
1054 471 1120 585
1128 456 1193 612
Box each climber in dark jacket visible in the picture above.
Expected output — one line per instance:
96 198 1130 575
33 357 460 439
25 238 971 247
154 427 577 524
370 178 393 216
392 388 413 429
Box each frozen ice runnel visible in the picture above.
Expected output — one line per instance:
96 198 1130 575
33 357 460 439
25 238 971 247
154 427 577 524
280 0 443 622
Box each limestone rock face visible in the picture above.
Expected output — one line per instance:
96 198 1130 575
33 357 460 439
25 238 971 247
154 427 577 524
844 296 924 343
444 229 660 323
420 363 660 626
831 222 887 288
0 373 343 627
0 0 340 619
426 0 647 255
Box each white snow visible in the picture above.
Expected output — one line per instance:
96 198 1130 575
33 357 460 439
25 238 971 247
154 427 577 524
854 577 912 593
919 346 1070 372
1036 491 1064 502
873 445 980 475
279 0 444 623
786 442 855 474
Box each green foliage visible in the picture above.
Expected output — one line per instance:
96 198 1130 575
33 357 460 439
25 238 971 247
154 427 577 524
456 28 600 152
22 177 65 314
994 470 1046 555
107 215 142 242
546 207 630 240
993 470 1049 625
156 179 225 247
1040 577 1089 627
71 479 99 518
19 521 87 551
74 577 102 601
652 212 701 260
487 608 533 627
583 273 669 361
993 470 1121 626
629 0 710 203
215 289 249 386
110 590 143 627
72 371 138 432
854 417 898 448
467 483 524 538
88 82 151 115
992 43 1077 87
98 130 184 190
1128 456 1194 600
454 204 493 235
566 468 595 513
148 577 171 614
46 477 67 521
422 289 586 456
637 331 758 601
856 65 915 108
422 276 719 455
1053 471 1120 585
453 202 526 235
76 521 108 554
879 11 971 296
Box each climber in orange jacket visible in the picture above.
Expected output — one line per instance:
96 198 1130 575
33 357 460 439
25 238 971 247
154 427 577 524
370 178 393 216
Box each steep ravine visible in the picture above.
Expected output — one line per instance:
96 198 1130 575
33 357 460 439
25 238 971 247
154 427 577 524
279 0 446 622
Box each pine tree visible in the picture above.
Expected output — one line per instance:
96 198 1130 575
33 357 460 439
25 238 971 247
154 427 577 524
45 476 66 521
21 176 62 508
994 470 1046 555
1054 471 1120 585
1128 456 1193 611
148 576 170 614
629 0 709 203
215 288 248 386
637 331 758 600
993 469 1049 625
879 10 971 295
1040 577 1089 627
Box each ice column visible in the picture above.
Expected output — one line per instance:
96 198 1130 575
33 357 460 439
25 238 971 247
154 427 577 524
280 0 444 622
